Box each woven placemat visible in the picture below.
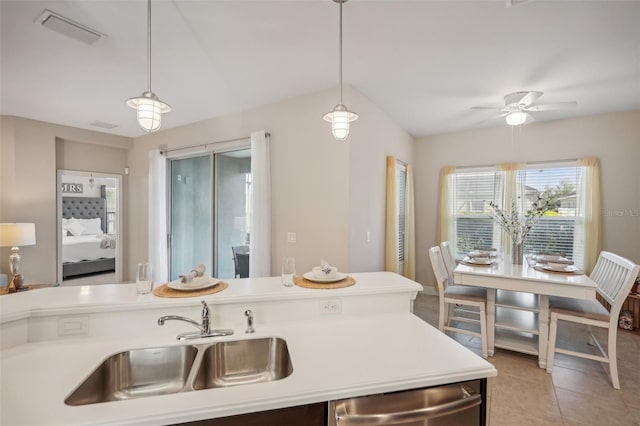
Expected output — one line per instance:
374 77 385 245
534 266 584 275
153 281 229 298
294 275 356 289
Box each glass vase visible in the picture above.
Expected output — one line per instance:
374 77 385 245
512 243 523 265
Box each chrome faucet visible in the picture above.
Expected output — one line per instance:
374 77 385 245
245 309 255 334
158 300 234 340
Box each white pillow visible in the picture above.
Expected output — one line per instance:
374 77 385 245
66 220 85 236
76 218 103 235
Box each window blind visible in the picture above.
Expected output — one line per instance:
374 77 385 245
453 170 499 258
397 165 407 263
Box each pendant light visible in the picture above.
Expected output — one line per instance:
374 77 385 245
126 0 171 132
323 0 358 141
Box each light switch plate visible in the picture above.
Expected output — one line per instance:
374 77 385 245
287 232 296 243
58 316 89 336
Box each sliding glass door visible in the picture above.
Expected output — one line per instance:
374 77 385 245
170 155 213 280
169 149 251 280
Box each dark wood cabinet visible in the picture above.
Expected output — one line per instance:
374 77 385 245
176 402 326 426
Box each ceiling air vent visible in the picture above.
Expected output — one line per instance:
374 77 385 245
35 10 104 45
89 121 119 130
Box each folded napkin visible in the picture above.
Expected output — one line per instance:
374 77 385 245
180 264 206 284
313 259 338 279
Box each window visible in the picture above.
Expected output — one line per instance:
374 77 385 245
453 170 500 256
444 162 586 269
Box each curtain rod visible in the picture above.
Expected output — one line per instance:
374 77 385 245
159 132 270 155
455 158 578 171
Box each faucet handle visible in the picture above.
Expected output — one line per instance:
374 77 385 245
245 309 255 334
201 300 209 317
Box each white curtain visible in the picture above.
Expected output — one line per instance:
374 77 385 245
576 157 601 273
148 149 168 284
249 131 271 277
437 167 456 246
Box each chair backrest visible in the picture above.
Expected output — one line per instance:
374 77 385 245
590 251 640 318
428 246 450 297
440 241 457 285
232 245 250 277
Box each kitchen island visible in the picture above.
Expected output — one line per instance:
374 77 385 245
0 272 496 425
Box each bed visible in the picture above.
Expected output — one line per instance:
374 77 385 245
62 196 116 279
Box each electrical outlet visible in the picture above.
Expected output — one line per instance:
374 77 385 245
366 231 371 243
58 316 89 336
320 299 342 315
287 232 296 243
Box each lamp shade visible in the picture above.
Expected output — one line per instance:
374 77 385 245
0 223 36 247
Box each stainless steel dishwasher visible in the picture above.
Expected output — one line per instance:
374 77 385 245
328 379 486 426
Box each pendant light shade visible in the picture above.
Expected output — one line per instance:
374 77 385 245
126 0 171 132
324 0 358 141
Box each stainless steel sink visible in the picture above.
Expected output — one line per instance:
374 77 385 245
65 338 293 406
193 337 293 390
65 345 198 406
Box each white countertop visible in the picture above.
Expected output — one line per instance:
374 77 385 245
1 312 496 426
0 272 422 324
1 272 496 425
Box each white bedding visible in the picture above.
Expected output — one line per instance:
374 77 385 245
63 235 116 263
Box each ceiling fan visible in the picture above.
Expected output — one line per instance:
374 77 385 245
472 91 577 126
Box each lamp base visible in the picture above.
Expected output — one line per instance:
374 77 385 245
7 274 26 293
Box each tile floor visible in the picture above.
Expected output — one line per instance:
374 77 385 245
413 293 640 426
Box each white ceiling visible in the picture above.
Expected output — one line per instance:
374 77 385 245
1 0 639 138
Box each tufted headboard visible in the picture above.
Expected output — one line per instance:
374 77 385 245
62 197 107 233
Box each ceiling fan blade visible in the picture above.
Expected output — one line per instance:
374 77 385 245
471 106 503 110
476 112 509 124
519 91 543 106
526 101 577 111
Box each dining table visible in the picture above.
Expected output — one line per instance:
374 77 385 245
454 260 598 368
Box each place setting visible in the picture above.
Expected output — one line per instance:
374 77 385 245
291 259 355 289
154 264 228 298
461 247 500 267
529 253 584 275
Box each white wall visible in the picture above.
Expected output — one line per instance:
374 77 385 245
127 86 413 280
348 91 414 272
414 110 640 290
0 116 132 284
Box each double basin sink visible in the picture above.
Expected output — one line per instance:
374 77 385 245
65 337 293 406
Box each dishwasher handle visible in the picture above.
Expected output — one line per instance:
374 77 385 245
334 393 482 425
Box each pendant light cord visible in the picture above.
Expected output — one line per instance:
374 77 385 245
147 0 152 93
338 0 343 105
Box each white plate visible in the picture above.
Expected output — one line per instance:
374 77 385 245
463 257 492 265
469 250 497 258
303 271 347 283
543 264 578 273
168 278 220 291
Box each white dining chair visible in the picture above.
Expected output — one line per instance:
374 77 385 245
545 251 640 389
440 241 458 285
429 246 488 358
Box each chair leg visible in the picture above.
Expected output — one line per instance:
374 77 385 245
479 304 488 358
438 300 446 332
546 313 558 373
608 327 620 389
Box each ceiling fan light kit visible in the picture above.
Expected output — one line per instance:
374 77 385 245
324 0 358 141
506 111 527 126
126 0 171 133
473 91 576 127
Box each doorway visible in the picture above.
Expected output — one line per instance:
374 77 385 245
56 170 123 285
168 149 251 280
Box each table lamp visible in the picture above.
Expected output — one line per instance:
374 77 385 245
0 223 36 292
